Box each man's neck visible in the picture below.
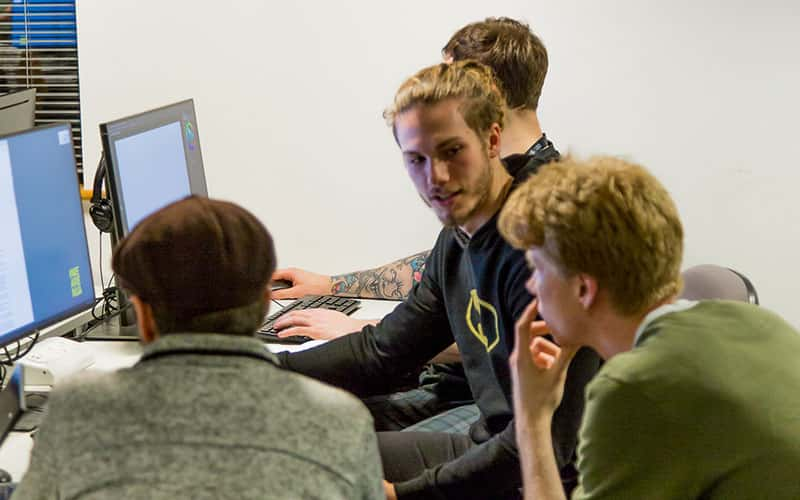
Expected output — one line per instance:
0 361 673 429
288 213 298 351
590 296 677 360
501 109 543 157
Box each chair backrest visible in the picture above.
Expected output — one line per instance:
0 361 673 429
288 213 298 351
679 264 759 304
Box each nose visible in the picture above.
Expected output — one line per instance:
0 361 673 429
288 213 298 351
427 157 450 188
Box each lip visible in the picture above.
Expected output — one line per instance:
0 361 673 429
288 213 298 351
430 192 459 208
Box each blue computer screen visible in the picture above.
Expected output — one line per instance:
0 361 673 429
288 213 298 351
101 99 207 236
0 124 94 348
113 121 192 231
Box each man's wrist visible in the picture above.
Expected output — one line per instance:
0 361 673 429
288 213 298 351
517 413 552 440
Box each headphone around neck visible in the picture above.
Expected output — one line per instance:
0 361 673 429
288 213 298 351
89 157 114 233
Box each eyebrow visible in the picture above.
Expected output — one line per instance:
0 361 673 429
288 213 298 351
435 137 462 150
401 137 462 156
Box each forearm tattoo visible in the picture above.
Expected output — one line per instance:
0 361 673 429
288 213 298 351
330 250 430 299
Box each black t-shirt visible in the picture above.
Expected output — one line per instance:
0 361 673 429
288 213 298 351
279 143 601 499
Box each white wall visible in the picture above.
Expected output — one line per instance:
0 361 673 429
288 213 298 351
76 0 800 327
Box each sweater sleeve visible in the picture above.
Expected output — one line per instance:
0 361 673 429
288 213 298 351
279 244 455 397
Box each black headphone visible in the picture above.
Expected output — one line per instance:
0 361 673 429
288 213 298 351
89 157 114 233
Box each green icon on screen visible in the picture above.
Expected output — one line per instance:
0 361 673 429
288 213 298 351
69 266 82 297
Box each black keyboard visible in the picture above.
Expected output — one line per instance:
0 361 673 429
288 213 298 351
257 295 361 344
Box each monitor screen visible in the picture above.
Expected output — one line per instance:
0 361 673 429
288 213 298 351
100 99 207 236
0 88 36 136
0 123 94 349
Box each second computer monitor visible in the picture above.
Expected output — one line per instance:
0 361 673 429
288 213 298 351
100 99 208 236
0 88 36 136
0 123 94 349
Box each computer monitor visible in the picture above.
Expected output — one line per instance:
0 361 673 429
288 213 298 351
0 123 94 350
99 99 207 237
0 88 36 136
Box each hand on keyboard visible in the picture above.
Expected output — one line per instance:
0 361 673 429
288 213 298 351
274 309 377 340
257 295 361 344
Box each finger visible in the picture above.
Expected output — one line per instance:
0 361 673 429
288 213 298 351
514 300 540 347
277 326 318 339
273 313 310 330
554 343 580 372
533 351 556 369
530 336 560 370
531 336 561 358
272 288 299 300
271 269 293 280
532 336 579 375
529 320 550 337
515 299 539 331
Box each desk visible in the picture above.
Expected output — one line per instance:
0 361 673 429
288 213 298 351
0 298 400 482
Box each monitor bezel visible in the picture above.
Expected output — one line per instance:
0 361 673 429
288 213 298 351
0 122 95 349
0 88 36 136
99 98 208 238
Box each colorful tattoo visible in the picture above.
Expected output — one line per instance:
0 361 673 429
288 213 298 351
329 250 430 299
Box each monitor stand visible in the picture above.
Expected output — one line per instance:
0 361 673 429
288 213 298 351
81 312 139 341
83 227 139 340
111 226 137 331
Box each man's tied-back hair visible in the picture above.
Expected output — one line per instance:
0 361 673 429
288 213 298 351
384 60 505 141
499 156 684 315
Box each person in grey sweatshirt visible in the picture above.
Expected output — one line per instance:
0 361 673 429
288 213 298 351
14 196 383 500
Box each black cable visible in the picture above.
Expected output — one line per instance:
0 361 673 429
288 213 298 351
0 330 40 388
13 330 39 359
76 301 133 340
91 219 121 325
98 230 104 298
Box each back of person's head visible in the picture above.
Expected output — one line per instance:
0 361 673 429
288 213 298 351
499 156 684 315
112 196 275 335
384 59 505 141
443 17 548 111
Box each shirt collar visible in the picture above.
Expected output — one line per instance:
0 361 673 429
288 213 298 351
139 332 278 365
633 299 698 346
525 133 553 157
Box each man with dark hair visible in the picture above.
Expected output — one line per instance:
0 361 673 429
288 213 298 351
14 196 383 500
279 60 599 500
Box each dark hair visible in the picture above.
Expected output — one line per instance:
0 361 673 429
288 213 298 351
443 17 548 111
150 300 267 337
112 196 275 335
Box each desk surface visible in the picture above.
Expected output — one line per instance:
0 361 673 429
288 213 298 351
0 298 399 482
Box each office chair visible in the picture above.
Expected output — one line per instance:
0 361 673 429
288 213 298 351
679 264 759 305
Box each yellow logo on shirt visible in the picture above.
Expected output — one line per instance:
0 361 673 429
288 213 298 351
465 289 500 352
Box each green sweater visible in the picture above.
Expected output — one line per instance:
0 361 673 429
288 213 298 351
572 300 800 499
